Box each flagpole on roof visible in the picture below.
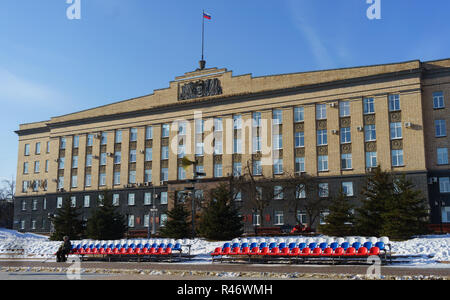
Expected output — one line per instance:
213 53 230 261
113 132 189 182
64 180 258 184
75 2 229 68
200 10 206 70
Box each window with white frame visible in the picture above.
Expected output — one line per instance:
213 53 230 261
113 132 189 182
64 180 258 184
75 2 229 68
390 122 403 140
296 184 306 199
196 119 205 133
274 186 284 200
60 137 66 150
58 157 65 170
435 120 447 137
86 154 92 167
233 162 242 177
73 136 79 149
214 118 223 132
273 134 283 150
145 148 152 161
32 199 37 211
115 130 122 143
145 126 153 140
273 109 283 125
144 193 152 205
128 171 136 184
319 183 329 198
341 153 352 170
128 193 135 206
389 94 401 112
23 162 29 174
58 177 64 189
365 125 377 142
439 177 450 193
178 121 187 136
114 172 121 185
178 144 186 158
85 174 92 187
112 194 119 206
342 182 354 196
72 156 78 169
101 132 107 145
253 112 261 128
366 152 377 168
214 139 223 155
144 169 152 183
433 91 445 109
316 104 327 120
233 115 242 130
295 157 305 173
437 148 449 165
71 196 76 208
233 138 242 154
364 98 375 114
274 211 284 225
178 167 186 180
114 152 121 164
84 195 90 208
160 192 168 205
253 136 262 153
340 101 351 117
297 211 307 224
128 215 135 228
320 211 330 225
161 168 168 182
130 128 138 141
57 197 63 208
129 150 137 163
294 107 304 123
318 155 328 172
295 132 304 148
317 130 327 146
100 153 107 166
253 160 262 176
160 214 168 227
214 163 223 178
252 214 261 226
195 142 204 156
87 134 94 147
24 144 30 156
274 159 283 175
21 200 26 211
35 142 41 154
341 127 351 144
34 161 40 173
161 146 169 160
392 150 404 167
71 175 78 188
99 173 106 186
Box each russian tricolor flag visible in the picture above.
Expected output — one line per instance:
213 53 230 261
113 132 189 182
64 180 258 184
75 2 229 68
203 12 212 20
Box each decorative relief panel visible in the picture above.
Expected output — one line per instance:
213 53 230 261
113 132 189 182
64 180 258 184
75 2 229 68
295 123 305 132
233 154 242 162
161 161 169 168
161 139 169 147
390 112 402 122
214 155 223 163
365 142 377 152
179 78 223 101
340 117 351 128
364 115 376 125
391 139 403 150
341 144 352 154
295 148 305 157
317 146 328 155
145 140 153 148
317 120 328 130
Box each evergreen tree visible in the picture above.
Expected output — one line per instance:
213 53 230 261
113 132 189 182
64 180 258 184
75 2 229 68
86 191 127 240
319 191 355 236
356 167 394 237
381 176 429 240
198 184 243 241
159 203 191 239
50 197 84 241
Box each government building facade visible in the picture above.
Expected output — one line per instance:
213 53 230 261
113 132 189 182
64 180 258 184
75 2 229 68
13 58 450 234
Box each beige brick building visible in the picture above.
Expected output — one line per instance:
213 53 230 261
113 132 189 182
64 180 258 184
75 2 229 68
14 58 450 234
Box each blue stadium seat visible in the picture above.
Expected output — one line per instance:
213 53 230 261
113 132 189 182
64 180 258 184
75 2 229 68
330 242 339 250
144 243 151 249
223 243 231 249
173 244 182 251
250 243 258 249
375 242 385 250
308 243 317 250
288 243 297 250
137 243 143 249
115 243 122 249
352 242 361 250
279 243 287 250
269 243 277 250
241 243 249 249
166 243 173 249
363 242 373 250
129 243 136 249
122 243 129 249
231 243 240 249
298 243 307 250
151 243 158 249
341 242 350 250
319 243 328 250
159 243 166 249
259 243 267 250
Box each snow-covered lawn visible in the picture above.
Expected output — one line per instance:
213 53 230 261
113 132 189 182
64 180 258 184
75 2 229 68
0 228 448 267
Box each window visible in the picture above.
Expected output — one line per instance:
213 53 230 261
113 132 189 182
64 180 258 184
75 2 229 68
316 104 327 120
86 154 92 167
87 134 94 147
161 124 170 138
31 220 36 230
112 194 119 206
392 150 404 167
252 214 261 226
46 141 50 153
196 165 205 178
196 119 205 133
274 211 284 225
235 190 242 201
319 183 329 198
114 152 121 164
195 142 204 156
115 130 122 143
70 196 76 208
100 153 107 166
128 215 135 228
274 186 284 200
214 163 223 178
20 220 25 230
295 132 305 148
35 142 41 154
144 215 150 228
71 175 78 188
364 98 375 114
113 172 121 185
160 214 168 227
58 157 65 170
128 171 136 184
24 144 30 156
389 95 401 112
130 128 138 141
101 132 107 145
72 156 78 169
57 197 63 208
253 136 262 153
84 195 90 208
297 210 307 224
214 118 223 132
145 126 153 140
32 199 37 211
21 200 27 211
99 173 106 186
128 193 135 206
142 148 152 162
437 148 449 165
273 109 283 125
274 159 283 175
58 177 64 189
340 127 351 144
233 162 242 177
342 182 354 196
253 160 262 176
340 101 351 117
435 120 447 137
98 194 105 207
296 184 306 199
320 211 330 225
433 91 445 109
390 122 403 140
85 174 91 187
233 138 242 154
439 177 450 193
365 125 377 142
317 130 328 146
129 150 137 163
273 134 283 150
294 107 304 123
178 121 187 136
214 139 223 155
161 168 169 182
233 115 242 130
253 113 261 127
160 192 168 205
318 155 329 172
144 193 152 205
178 144 186 158
178 167 186 180
45 160 49 173
43 198 47 210
161 146 169 160
144 169 152 183
295 157 305 173
60 137 66 150
23 162 29 174
341 153 352 170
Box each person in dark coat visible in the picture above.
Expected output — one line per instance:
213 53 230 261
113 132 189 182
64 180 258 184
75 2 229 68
56 236 72 262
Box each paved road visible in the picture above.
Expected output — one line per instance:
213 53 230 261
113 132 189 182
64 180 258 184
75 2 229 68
0 261 448 279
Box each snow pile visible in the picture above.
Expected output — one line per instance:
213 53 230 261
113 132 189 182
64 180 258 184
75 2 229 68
0 228 449 267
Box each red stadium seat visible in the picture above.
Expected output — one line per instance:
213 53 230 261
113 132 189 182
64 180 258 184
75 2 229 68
222 247 231 256
79 249 86 255
126 248 135 255
119 248 127 255
141 248 149 255
250 247 260 255
279 248 290 256
269 248 280 256
322 248 333 256
333 248 344 256
289 248 301 256
345 247 356 256
241 247 250 255
356 247 368 256
211 247 222 256
149 248 156 255
106 248 113 255
300 248 311 256
112 248 119 255
155 248 165 255
311 248 323 256
369 247 380 256
258 247 270 256
134 248 142 255
99 248 106 255
85 248 92 255
231 247 241 255
163 248 172 255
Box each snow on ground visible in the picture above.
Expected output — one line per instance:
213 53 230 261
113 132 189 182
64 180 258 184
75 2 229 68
0 228 449 267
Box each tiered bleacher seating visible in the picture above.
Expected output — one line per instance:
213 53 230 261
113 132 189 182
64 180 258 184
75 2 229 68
211 236 391 265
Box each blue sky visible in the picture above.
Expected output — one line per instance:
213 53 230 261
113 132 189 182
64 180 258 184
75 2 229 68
0 0 449 186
